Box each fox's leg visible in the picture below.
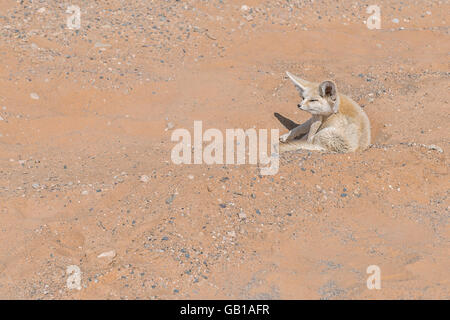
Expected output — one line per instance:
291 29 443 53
306 115 323 143
314 127 352 153
279 118 313 143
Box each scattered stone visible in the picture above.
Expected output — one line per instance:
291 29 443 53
97 250 116 259
94 42 111 48
426 144 443 153
165 122 175 131
30 93 39 100
140 175 150 183
318 280 346 300
166 194 176 204
66 265 82 290
241 5 250 12
392 18 399 24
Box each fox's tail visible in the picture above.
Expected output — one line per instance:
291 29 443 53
278 140 326 153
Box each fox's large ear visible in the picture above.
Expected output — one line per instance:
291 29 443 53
286 71 310 95
319 80 337 100
319 80 339 113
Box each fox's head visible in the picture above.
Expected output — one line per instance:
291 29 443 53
286 71 340 116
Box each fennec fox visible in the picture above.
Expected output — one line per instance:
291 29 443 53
279 71 371 153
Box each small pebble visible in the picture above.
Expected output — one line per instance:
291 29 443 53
97 250 116 259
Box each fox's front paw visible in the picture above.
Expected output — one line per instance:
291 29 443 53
279 133 290 143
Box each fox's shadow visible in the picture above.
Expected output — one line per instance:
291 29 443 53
274 112 307 140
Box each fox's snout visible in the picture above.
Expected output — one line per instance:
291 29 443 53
297 103 306 111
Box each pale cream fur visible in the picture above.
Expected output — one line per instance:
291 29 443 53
279 72 371 153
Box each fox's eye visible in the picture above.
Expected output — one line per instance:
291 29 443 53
309 99 318 102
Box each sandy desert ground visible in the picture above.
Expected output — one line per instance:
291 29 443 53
0 0 448 299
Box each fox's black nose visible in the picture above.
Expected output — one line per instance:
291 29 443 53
297 104 302 108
